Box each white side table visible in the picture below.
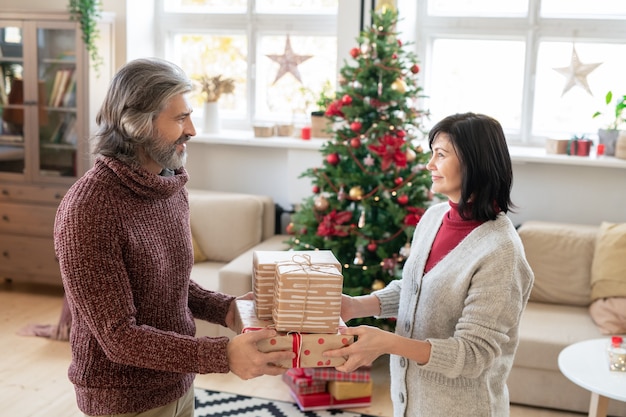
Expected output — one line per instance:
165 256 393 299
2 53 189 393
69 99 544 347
558 338 626 417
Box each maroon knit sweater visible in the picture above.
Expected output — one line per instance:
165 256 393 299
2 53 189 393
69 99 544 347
54 156 235 415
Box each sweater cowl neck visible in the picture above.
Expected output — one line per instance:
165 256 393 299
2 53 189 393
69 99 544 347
98 156 188 200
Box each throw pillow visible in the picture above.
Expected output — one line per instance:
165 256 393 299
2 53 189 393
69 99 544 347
192 233 208 263
589 297 626 334
590 221 626 300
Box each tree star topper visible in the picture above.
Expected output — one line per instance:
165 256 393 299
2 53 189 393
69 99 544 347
266 35 313 85
553 45 602 97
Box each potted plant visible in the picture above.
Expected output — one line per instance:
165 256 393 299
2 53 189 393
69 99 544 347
310 81 334 138
592 90 626 156
195 74 235 134
68 0 102 75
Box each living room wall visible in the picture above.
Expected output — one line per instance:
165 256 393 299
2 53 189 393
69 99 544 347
3 1 625 228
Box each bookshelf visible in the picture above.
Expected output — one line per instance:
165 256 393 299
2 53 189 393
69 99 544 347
0 11 114 285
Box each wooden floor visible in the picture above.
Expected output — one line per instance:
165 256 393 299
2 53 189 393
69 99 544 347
0 281 585 417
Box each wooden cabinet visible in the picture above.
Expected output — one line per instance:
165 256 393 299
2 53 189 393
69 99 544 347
0 11 114 285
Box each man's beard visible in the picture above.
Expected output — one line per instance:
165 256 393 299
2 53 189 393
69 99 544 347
144 134 189 171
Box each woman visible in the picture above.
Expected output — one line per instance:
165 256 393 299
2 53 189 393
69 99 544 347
325 112 534 416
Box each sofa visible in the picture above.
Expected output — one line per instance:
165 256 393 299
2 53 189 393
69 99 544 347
509 221 626 416
187 189 289 338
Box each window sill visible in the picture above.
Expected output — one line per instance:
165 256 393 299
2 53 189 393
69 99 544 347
192 130 626 170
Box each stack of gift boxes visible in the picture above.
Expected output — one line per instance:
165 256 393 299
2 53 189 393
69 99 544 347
233 250 373 411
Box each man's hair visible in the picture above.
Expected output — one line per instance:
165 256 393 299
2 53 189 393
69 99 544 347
92 58 192 163
428 112 514 221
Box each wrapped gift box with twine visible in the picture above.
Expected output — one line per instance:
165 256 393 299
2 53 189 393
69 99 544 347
272 254 344 334
253 250 341 319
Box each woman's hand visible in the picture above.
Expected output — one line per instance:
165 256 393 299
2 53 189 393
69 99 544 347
225 292 254 331
323 325 390 373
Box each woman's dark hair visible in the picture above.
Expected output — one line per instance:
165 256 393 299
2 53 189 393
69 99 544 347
428 112 514 221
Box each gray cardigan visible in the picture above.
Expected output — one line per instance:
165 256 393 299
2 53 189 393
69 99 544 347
374 202 534 417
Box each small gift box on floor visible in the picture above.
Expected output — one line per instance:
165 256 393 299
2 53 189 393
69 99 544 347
233 299 353 368
253 250 341 319
328 380 374 400
303 366 371 382
273 254 344 333
282 368 327 395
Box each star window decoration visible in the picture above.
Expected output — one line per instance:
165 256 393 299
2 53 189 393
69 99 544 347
266 35 313 85
553 45 602 97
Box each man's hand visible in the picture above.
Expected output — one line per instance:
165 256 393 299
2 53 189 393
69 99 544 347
227 329 294 380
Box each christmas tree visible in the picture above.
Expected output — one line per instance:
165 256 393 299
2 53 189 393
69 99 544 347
286 6 432 330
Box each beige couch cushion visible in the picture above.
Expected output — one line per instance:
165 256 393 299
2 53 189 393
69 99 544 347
189 192 264 262
590 222 626 300
518 221 597 306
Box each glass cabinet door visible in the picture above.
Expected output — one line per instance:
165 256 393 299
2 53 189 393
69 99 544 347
0 23 25 175
37 25 78 178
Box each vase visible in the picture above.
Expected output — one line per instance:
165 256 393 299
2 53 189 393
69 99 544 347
598 129 619 156
616 131 626 160
203 101 220 134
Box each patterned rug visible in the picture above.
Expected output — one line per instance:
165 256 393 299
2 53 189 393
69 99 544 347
194 388 375 417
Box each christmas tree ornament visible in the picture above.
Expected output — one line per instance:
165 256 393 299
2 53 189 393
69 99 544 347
350 121 362 132
372 279 386 291
391 78 406 93
410 63 420 74
314 195 329 211
358 209 366 228
394 177 404 186
364 154 375 166
406 148 416 162
367 242 378 252
399 243 411 257
350 47 360 58
397 194 409 205
286 222 295 234
341 94 353 105
349 185 364 200
337 186 346 201
312 185 320 194
353 251 364 265
326 153 340 165
266 34 313 85
553 45 601 96
350 137 361 148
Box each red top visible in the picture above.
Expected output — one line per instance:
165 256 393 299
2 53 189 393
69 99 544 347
424 201 484 273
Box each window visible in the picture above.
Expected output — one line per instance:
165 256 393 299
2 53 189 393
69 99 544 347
406 0 626 144
157 0 340 130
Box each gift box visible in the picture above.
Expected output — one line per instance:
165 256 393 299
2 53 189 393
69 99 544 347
253 250 341 319
545 138 569 155
289 390 372 412
303 366 371 382
234 299 353 368
328 380 373 400
273 257 343 333
282 368 327 395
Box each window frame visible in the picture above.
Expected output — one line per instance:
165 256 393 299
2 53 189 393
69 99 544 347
403 0 626 145
153 0 347 129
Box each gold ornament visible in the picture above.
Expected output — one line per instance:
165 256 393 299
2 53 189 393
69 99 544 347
372 279 385 291
375 0 397 13
314 195 329 211
406 148 417 162
391 78 406 93
349 186 364 200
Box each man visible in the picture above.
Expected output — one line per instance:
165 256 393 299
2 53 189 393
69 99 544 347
54 58 292 417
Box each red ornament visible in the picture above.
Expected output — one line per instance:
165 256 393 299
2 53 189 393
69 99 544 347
350 121 362 132
350 137 361 148
394 177 403 186
392 53 398 59
326 153 340 166
341 94 353 105
397 195 409 205
367 242 377 252
411 64 420 74
312 185 320 194
286 223 294 234
397 39 403 47
350 47 360 58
